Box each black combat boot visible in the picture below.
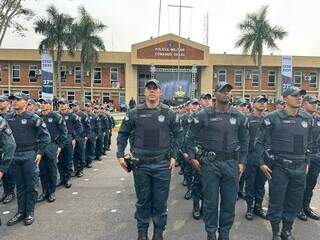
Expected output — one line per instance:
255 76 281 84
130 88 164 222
245 204 254 220
253 202 267 219
297 209 307 221
152 228 164 240
270 221 281 240
281 221 295 240
137 229 148 240
192 200 201 220
304 206 320 220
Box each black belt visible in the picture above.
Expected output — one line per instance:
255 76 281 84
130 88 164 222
204 151 236 161
274 156 305 166
135 154 167 164
15 146 36 152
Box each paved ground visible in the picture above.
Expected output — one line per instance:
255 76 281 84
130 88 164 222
1 134 319 240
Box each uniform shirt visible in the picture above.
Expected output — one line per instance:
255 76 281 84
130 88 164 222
87 112 101 137
39 111 68 149
76 111 91 138
6 110 51 156
60 111 83 140
185 106 249 164
0 116 16 174
255 109 313 165
117 103 183 159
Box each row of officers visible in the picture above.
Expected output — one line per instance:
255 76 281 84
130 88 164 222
0 93 115 226
117 79 319 240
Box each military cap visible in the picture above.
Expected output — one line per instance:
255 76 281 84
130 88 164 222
303 94 319 104
190 98 199 104
69 100 80 106
58 98 69 104
38 98 53 104
200 93 212 100
282 86 306 97
237 98 248 106
215 82 233 92
145 79 161 89
0 95 9 102
27 99 36 105
274 98 284 105
253 95 268 103
8 92 29 101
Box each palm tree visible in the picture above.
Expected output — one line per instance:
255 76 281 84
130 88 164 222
71 6 106 106
34 5 74 98
235 5 288 94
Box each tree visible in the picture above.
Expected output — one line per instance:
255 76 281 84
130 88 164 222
34 5 74 98
71 6 106 106
235 5 288 94
0 0 35 47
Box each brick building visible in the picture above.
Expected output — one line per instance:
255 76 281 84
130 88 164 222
0 33 320 110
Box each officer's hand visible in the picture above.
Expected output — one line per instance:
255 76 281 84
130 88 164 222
169 158 176 173
56 147 62 157
182 153 189 160
118 158 129 172
191 159 201 175
260 164 272 180
239 163 245 178
35 154 42 167
0 171 3 180
72 139 76 148
84 137 88 143
306 164 309 174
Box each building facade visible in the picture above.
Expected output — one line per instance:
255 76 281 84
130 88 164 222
1 34 320 110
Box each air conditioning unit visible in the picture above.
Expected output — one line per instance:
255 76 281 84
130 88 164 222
304 74 311 81
85 71 90 76
36 69 42 75
213 72 217 78
246 74 252 79
68 67 73 75
112 82 119 88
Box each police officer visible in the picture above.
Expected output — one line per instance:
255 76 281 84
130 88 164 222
6 92 51 226
57 98 83 188
101 107 111 154
27 99 37 113
199 93 213 108
244 95 268 221
185 82 249 240
106 110 115 151
71 100 91 177
117 79 183 240
297 95 320 221
84 102 100 168
37 98 68 203
0 115 16 226
274 98 285 110
94 105 104 161
0 95 16 204
256 86 311 240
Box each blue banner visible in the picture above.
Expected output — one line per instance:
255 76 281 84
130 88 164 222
281 56 292 93
41 52 53 100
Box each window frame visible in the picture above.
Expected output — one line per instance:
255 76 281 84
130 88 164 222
29 65 38 82
218 69 226 82
309 71 317 88
110 67 119 83
74 66 81 84
268 70 276 87
251 70 259 87
234 69 243 86
67 91 75 101
60 65 67 82
293 71 302 87
12 64 20 82
94 67 102 84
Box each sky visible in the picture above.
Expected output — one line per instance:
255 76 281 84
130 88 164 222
2 0 320 56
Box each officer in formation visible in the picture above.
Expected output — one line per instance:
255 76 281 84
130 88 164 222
117 79 183 240
37 98 68 203
256 86 312 240
297 95 320 221
0 114 16 226
0 95 16 204
185 82 249 240
5 92 51 226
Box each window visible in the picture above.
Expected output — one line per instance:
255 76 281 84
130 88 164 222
75 66 81 83
218 69 226 82
67 91 75 101
294 71 302 87
268 70 276 87
102 92 110 103
234 70 242 86
12 65 20 82
94 67 102 84
38 90 42 98
60 66 67 82
21 90 29 96
252 70 259 86
3 90 9 95
120 93 125 104
244 94 251 102
29 65 38 82
110 67 118 83
309 72 317 88
85 91 92 101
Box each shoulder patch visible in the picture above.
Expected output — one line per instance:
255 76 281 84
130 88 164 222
41 122 47 128
4 127 12 135
264 118 271 126
35 118 42 127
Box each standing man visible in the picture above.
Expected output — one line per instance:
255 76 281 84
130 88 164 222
106 110 115 151
244 95 268 221
37 98 68 203
199 93 213 108
274 98 285 110
58 99 83 188
0 115 16 226
297 95 320 221
6 92 50 226
185 82 249 240
256 87 311 240
71 100 91 177
117 79 183 240
0 95 16 204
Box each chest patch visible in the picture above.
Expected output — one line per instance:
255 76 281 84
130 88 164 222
48 118 53 123
158 115 165 122
230 118 237 125
21 119 27 124
301 121 308 128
